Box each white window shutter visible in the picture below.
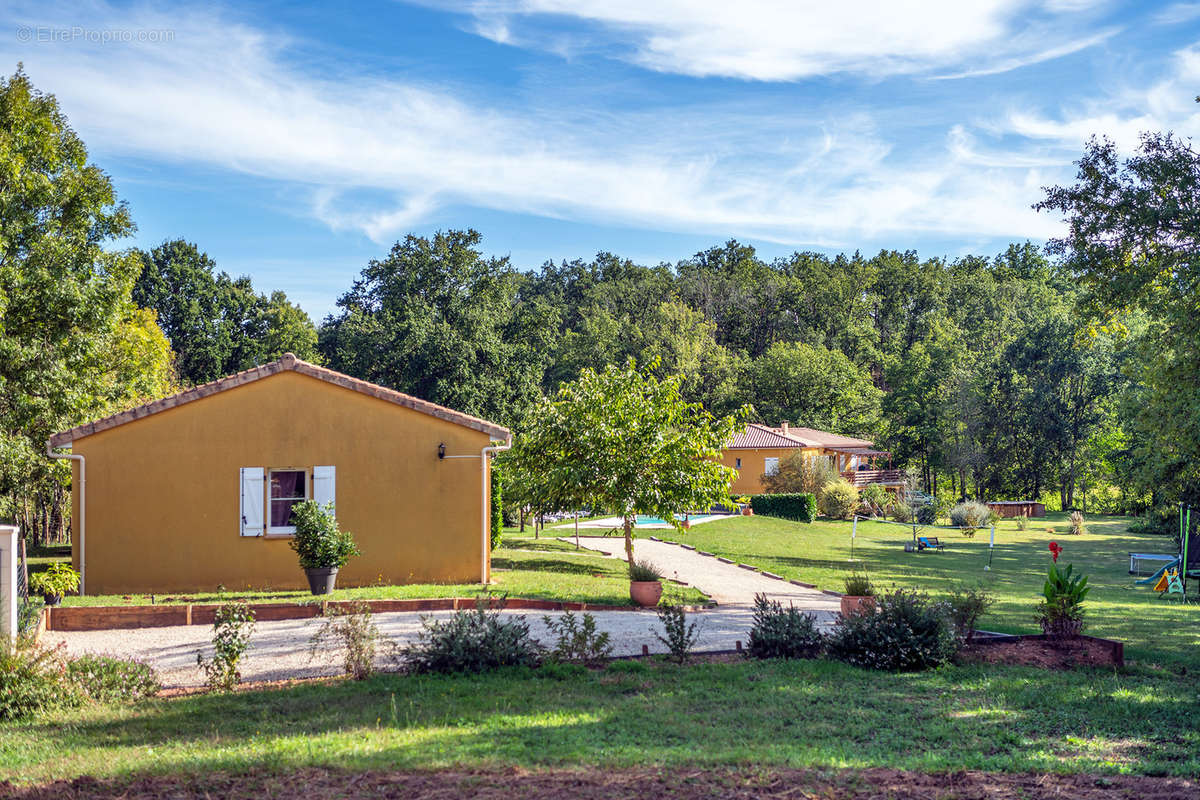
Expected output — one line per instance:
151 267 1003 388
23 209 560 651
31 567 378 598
313 465 336 514
240 467 264 536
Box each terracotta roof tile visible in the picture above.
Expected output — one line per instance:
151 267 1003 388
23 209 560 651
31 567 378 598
48 353 511 447
727 424 806 449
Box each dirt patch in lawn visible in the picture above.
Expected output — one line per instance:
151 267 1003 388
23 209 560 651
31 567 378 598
2 767 1193 799
960 637 1120 669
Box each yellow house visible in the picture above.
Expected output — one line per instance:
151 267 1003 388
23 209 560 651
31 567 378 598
47 354 511 596
723 422 903 496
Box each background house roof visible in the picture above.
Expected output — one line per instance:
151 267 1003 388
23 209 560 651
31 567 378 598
48 353 512 446
728 423 875 450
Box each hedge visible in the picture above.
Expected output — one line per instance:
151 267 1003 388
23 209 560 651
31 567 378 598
490 462 504 550
747 493 817 523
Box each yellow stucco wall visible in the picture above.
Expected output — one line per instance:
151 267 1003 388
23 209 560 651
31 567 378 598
69 370 495 595
722 447 823 495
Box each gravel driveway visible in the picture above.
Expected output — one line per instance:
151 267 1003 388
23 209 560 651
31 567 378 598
45 539 840 688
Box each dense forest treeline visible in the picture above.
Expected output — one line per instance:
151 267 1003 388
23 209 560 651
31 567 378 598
3 70 1195 545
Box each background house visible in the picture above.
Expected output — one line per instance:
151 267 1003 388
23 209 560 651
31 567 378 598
722 423 905 496
48 354 509 595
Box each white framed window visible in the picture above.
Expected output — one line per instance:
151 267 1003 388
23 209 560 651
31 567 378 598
735 457 742 469
764 457 780 476
268 469 308 534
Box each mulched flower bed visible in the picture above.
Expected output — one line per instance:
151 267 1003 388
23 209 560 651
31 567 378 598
1 767 1193 800
960 635 1121 669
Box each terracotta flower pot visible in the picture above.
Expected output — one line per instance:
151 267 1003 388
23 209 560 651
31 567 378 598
742 507 754 516
840 595 875 617
630 580 663 607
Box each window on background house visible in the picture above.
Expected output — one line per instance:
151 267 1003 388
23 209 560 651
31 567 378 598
268 469 308 534
735 457 742 469
764 457 780 476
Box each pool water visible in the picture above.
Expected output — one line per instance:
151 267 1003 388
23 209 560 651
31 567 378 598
635 514 688 525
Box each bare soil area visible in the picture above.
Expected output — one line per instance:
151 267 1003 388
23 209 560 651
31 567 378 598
961 636 1120 669
1 767 1192 800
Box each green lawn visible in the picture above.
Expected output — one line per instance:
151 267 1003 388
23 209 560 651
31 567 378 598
635 512 1198 667
2 658 1197 785
39 537 706 609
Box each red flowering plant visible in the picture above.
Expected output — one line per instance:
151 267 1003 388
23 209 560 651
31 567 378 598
1038 541 1089 640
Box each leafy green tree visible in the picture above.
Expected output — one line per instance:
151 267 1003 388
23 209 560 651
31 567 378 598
134 240 319 384
0 69 174 541
508 360 749 562
746 341 881 434
1038 132 1200 507
321 230 543 424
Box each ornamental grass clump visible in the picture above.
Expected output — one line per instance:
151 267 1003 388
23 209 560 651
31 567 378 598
949 500 991 537
825 588 957 671
747 593 824 659
628 559 663 582
1069 510 1086 536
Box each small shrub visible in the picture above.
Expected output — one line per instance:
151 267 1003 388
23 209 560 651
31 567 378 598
310 602 381 680
197 601 255 691
66 654 160 703
0 640 85 720
1014 514 1029 530
543 611 613 666
1069 510 1086 536
747 593 823 659
654 605 700 664
949 500 990 537
915 504 938 525
1038 562 1089 639
628 559 663 582
890 501 913 524
859 484 889 516
403 598 542 674
28 563 80 598
826 588 957 671
843 571 873 597
820 480 859 520
747 493 817 522
289 500 360 570
943 585 995 644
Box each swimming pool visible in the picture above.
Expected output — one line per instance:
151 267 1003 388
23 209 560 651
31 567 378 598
635 514 686 525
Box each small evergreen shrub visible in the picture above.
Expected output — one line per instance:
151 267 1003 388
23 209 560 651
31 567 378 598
825 588 957 671
654 605 700 664
746 493 817 522
289 501 360 570
949 500 991 536
403 598 542 674
197 601 256 691
820 480 859 520
66 654 160 702
915 504 938 525
747 593 823 659
543 611 612 666
0 641 85 720
890 501 914 523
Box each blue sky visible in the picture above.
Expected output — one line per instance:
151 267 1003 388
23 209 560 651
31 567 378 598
6 1 1200 320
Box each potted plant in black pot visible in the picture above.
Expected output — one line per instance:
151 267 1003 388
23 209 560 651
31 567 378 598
289 500 360 595
29 562 81 606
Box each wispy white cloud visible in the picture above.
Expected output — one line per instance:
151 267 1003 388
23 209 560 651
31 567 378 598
427 0 1112 81
3 1 1074 249
1152 2 1200 25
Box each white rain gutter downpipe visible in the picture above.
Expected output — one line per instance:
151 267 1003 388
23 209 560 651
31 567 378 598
480 438 512 585
45 440 85 595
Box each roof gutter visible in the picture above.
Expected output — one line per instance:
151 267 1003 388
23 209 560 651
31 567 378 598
45 440 85 595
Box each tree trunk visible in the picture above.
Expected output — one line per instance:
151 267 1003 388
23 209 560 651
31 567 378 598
574 513 580 550
623 515 634 564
